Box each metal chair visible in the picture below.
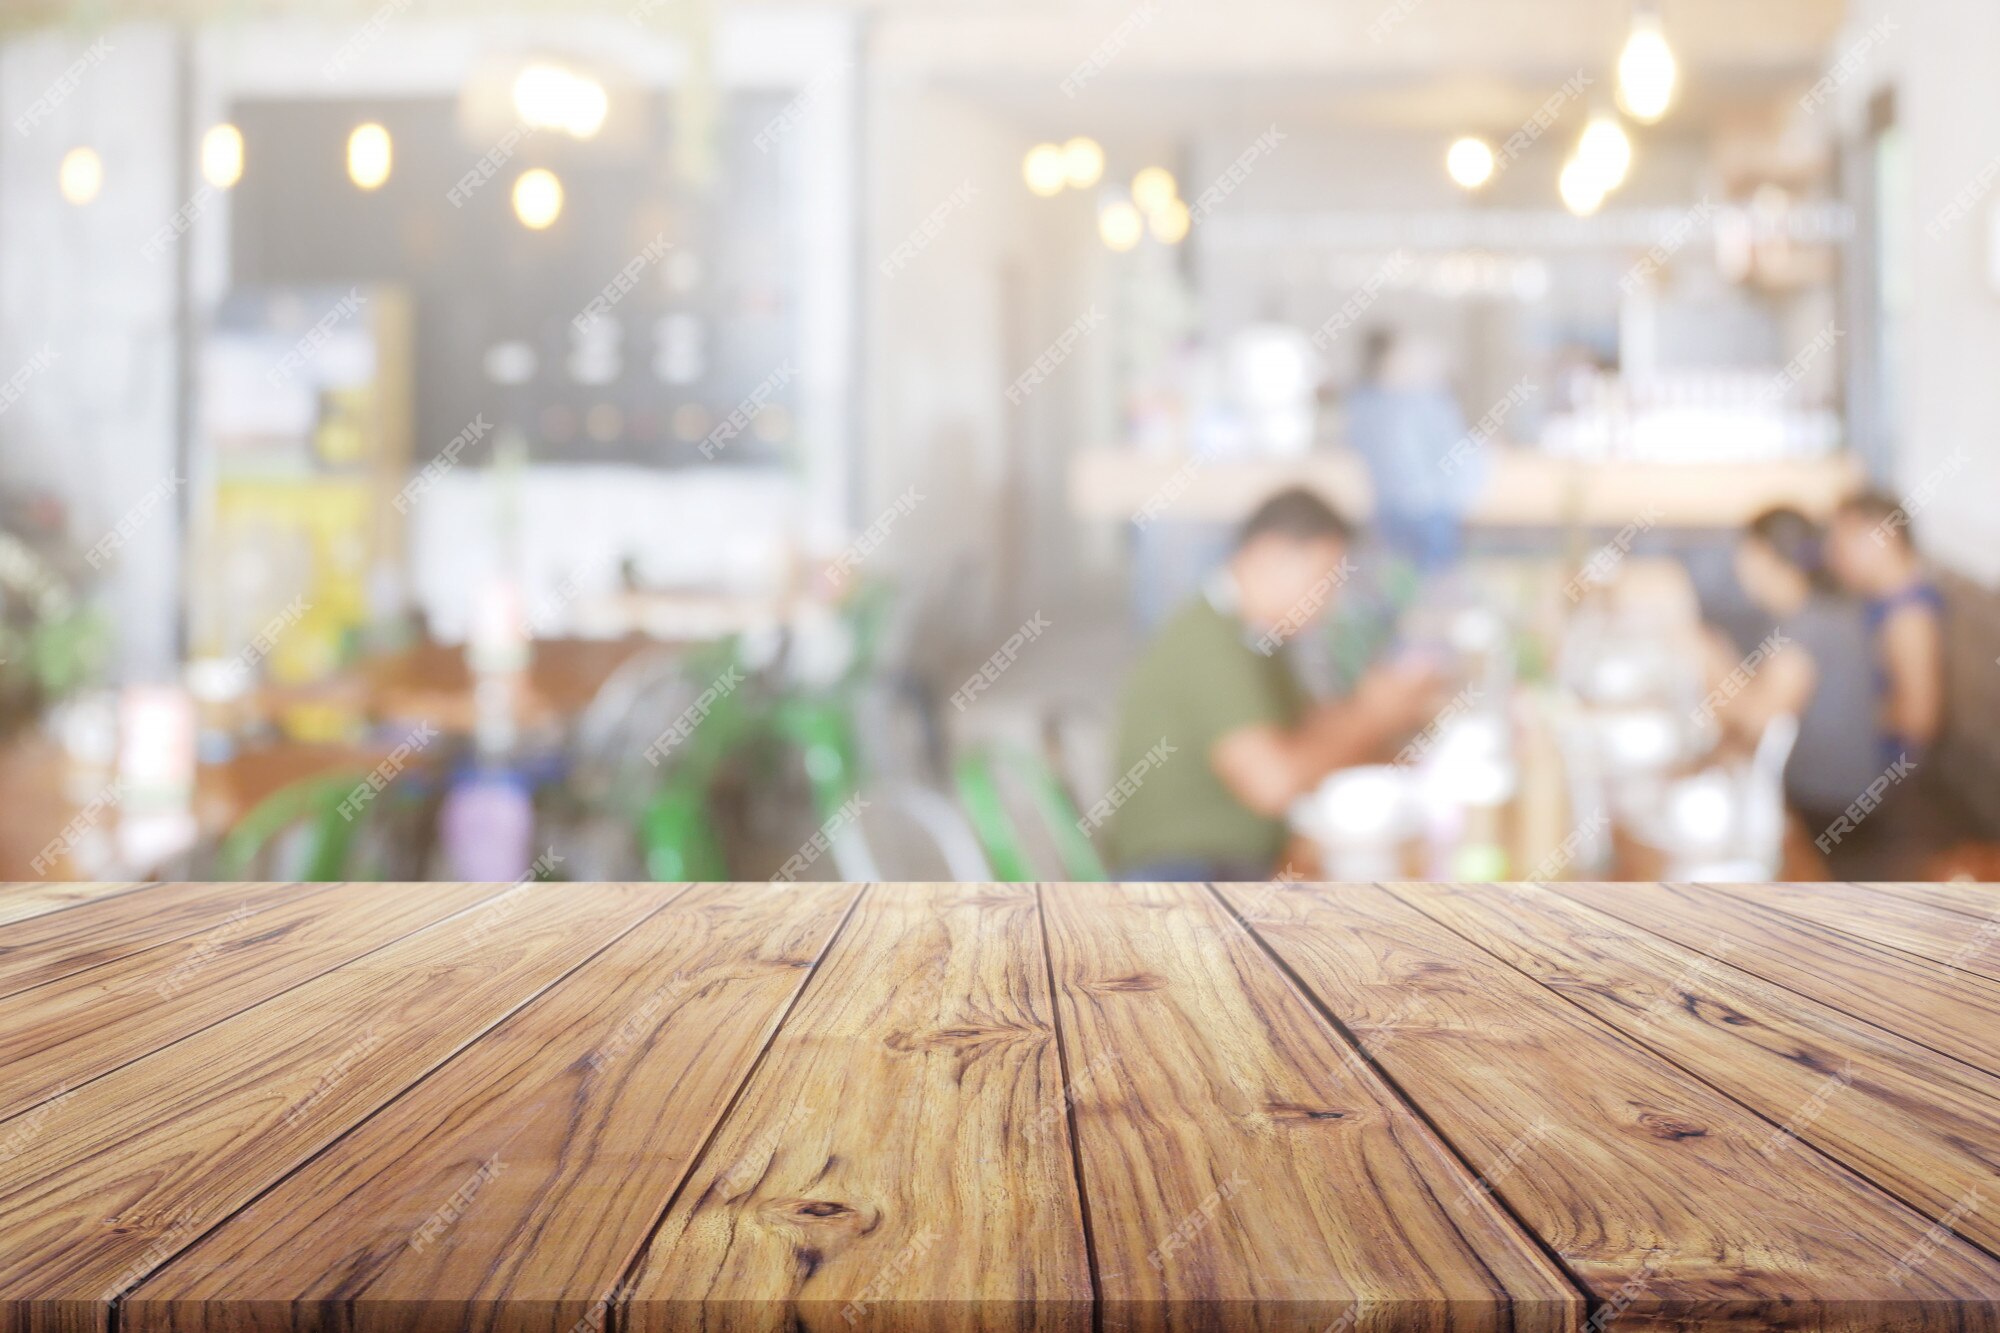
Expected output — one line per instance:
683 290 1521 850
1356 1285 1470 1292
954 744 1108 883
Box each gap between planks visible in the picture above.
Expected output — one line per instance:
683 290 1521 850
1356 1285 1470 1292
591 881 871 1333
1195 881 1597 1323
1033 883 1106 1333
93 884 700 1333
0 882 544 1137
1554 881 2000 1083
1380 883 2000 1274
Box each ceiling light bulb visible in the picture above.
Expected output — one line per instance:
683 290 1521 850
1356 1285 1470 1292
347 123 392 190
1577 115 1633 192
565 76 608 139
59 146 103 205
514 64 570 129
1023 143 1066 196
1559 156 1606 216
1132 166 1178 212
1099 199 1144 251
1446 136 1496 190
1062 136 1105 189
514 64 608 139
1617 14 1678 124
202 123 244 190
513 168 564 230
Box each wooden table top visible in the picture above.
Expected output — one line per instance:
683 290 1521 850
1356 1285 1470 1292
1 880 1996 1332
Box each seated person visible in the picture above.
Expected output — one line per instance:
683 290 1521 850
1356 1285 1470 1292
1700 507 1879 833
1825 490 1946 763
1097 488 1439 881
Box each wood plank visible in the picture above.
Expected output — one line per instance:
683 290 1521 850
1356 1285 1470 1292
1872 881 2000 922
0 881 332 1001
0 882 669 1333
624 884 1098 1333
0 884 148 930
124 881 859 1333
1042 882 1579 1333
1555 881 2000 1077
0 881 515 1124
1705 882 2000 980
1222 881 2000 1329
1394 881 2000 1258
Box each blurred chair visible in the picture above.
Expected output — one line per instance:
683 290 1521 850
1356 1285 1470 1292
555 644 712 881
1644 713 1798 883
1543 696 1614 878
824 782 993 882
567 644 702 805
954 744 1107 882
1740 712 1800 873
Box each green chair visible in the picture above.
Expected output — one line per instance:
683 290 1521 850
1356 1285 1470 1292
636 644 756 882
635 589 888 882
954 745 1107 883
214 771 376 882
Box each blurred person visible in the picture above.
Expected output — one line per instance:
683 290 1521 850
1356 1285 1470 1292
1344 329 1486 571
1700 507 1878 832
1825 490 1946 762
1097 488 1441 881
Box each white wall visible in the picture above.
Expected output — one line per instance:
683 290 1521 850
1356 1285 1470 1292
0 24 184 680
1833 0 2000 584
861 73 1111 658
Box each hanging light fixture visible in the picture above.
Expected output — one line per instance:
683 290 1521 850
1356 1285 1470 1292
1576 114 1633 193
513 64 608 140
1098 199 1144 251
512 168 564 230
1023 143 1066 197
1062 136 1105 189
201 123 244 190
1617 4 1678 124
347 123 392 190
1131 166 1177 212
1559 157 1606 216
59 147 103 205
1446 137 1496 190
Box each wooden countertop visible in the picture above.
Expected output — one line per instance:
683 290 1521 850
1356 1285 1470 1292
1 880 1998 1331
1070 446 1866 528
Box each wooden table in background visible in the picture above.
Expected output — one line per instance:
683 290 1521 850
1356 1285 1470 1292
0 880 1997 1331
0 738 396 881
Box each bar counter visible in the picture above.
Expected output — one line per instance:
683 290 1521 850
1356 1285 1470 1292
1070 446 1866 528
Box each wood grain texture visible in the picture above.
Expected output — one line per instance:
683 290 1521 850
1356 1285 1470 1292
1221 881 2000 1330
1872 881 2000 921
625 883 1094 1333
1709 881 2000 980
5 880 2000 1333
124 881 856 1333
1556 881 2000 1077
0 881 513 1125
1395 881 2000 1258
1043 882 1580 1333
0 881 331 1001
0 883 666 1333
0 884 147 929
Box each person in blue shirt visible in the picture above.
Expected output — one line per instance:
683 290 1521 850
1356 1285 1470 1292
1343 329 1487 572
1825 490 1946 765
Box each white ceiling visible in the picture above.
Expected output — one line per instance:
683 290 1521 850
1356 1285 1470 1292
869 0 1849 132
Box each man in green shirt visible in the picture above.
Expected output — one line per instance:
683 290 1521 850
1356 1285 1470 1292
1094 487 1439 880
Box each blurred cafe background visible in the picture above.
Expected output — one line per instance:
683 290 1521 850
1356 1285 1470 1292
2 0 1997 885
